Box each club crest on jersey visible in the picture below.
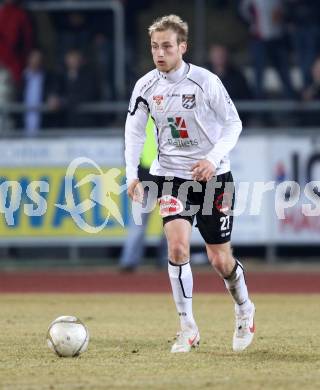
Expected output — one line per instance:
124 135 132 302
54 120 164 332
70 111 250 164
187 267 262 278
153 95 164 111
182 94 196 109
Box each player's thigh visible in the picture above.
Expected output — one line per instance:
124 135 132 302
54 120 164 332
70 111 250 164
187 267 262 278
196 171 235 244
196 211 234 245
164 218 192 262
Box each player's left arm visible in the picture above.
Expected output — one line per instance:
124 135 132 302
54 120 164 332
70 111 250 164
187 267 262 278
205 75 242 169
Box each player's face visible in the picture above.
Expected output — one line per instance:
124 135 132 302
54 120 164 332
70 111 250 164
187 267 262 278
151 30 187 73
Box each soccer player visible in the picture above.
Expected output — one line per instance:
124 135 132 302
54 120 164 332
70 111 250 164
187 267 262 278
125 15 255 353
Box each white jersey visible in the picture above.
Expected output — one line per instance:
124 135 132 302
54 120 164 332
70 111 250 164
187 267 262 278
125 61 242 184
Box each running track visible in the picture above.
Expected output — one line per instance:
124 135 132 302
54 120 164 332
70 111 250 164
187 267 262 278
0 271 319 293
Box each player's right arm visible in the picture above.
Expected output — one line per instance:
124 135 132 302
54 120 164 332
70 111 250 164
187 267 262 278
125 80 149 202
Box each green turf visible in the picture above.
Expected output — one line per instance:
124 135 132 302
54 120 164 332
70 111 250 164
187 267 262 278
0 294 319 390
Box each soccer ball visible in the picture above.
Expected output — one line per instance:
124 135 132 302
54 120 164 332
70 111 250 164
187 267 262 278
46 316 89 357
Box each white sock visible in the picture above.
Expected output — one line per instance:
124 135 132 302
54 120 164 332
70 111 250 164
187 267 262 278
168 260 197 331
224 260 252 315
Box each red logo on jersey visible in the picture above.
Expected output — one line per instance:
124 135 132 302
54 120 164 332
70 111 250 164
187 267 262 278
167 117 189 138
153 95 164 105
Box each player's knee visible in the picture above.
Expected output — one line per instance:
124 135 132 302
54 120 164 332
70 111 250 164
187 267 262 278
168 240 189 263
208 248 231 274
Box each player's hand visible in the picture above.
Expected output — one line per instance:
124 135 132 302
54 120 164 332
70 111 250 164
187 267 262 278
191 160 215 182
127 179 144 203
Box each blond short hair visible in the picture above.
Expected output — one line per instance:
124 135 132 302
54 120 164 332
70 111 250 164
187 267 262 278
148 15 188 43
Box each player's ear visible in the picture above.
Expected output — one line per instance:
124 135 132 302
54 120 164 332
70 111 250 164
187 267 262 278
180 41 187 55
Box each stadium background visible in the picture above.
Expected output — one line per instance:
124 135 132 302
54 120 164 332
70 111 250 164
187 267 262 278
0 0 319 268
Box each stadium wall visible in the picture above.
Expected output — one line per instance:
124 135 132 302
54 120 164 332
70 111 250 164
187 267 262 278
0 133 319 247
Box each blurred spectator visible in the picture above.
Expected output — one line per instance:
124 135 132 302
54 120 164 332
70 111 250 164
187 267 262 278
284 0 320 88
239 0 294 98
0 62 14 105
32 10 57 72
92 33 114 100
51 9 116 103
52 11 91 66
0 62 15 132
302 57 320 101
0 0 33 85
56 49 101 128
300 56 320 126
20 49 60 136
206 43 252 100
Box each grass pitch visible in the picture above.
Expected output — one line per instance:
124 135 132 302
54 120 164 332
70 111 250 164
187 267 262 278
0 294 319 390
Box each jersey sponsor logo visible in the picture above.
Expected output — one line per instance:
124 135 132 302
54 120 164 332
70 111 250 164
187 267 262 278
168 117 189 138
167 117 199 147
159 195 184 217
153 95 164 111
182 94 196 109
168 138 199 147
